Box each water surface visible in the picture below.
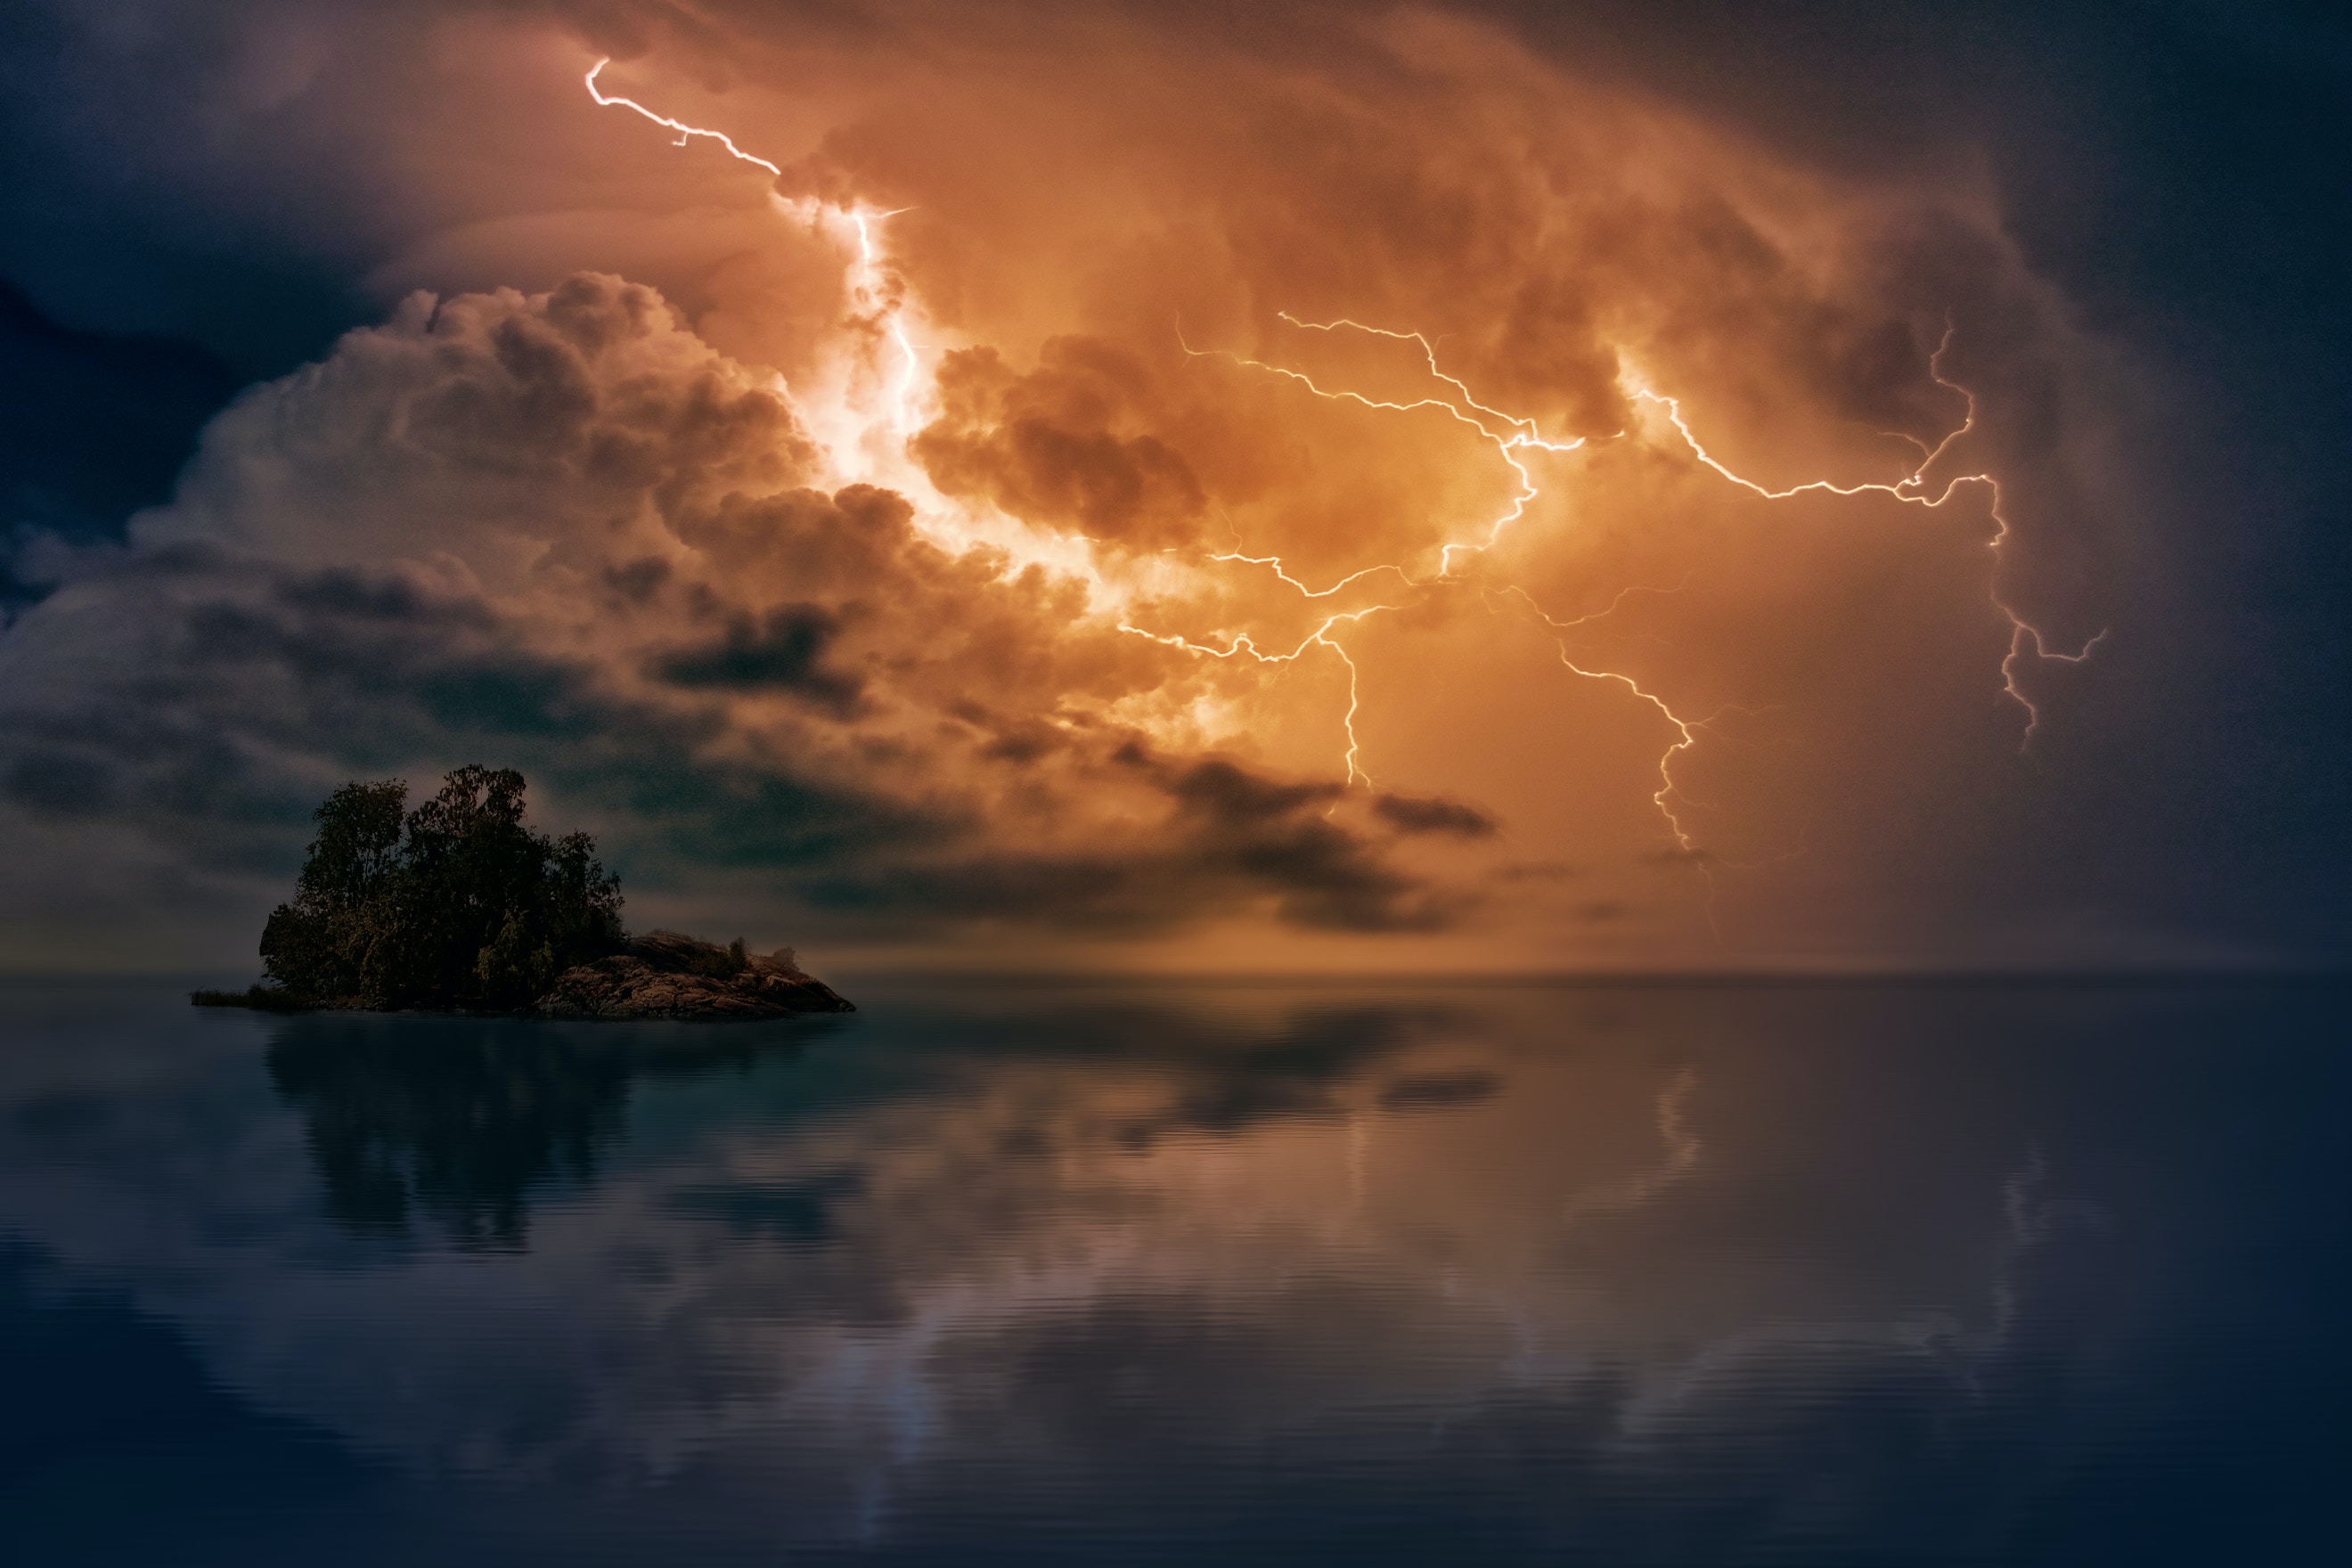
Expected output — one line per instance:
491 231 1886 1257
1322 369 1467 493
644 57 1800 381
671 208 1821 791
1 979 2343 1564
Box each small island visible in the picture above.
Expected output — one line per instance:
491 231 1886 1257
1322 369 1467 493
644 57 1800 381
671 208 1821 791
192 765 852 1019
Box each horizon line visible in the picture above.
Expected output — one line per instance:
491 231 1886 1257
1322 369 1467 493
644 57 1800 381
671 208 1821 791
8 966 2346 991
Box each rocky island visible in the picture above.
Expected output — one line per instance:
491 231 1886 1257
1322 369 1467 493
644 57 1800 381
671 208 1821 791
192 766 852 1018
535 930 852 1019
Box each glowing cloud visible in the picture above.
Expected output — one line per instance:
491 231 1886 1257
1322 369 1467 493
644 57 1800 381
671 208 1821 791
571 49 2106 943
0 9 2141 971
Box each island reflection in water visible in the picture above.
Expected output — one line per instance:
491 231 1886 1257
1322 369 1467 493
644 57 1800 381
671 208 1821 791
0 980 2341 1564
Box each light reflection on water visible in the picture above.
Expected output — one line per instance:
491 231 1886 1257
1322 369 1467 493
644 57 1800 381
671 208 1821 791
0 979 2342 1564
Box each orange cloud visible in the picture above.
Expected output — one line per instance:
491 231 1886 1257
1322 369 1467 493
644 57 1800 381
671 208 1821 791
0 3 2132 971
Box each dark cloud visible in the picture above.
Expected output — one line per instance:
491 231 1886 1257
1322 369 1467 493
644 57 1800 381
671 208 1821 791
1123 751 1465 933
652 603 865 715
801 829 1440 936
0 542 928 889
785 745 1476 935
0 270 1489 950
601 555 670 605
3 750 117 818
1372 792 1498 837
1149 755 1344 826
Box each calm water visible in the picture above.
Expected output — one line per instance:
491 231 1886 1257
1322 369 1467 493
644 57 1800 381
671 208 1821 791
0 979 2343 1564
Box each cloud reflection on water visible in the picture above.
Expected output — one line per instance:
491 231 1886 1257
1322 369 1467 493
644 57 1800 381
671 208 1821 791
0 982 2224 1562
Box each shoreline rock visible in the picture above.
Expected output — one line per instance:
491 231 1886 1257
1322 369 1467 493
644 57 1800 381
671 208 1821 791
533 931 855 1020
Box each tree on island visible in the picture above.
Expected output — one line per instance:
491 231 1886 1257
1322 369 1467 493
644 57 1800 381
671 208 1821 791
256 765 625 1011
198 764 852 1017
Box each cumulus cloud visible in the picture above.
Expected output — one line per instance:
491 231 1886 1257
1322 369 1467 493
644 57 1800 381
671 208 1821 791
914 341 1209 553
0 271 1512 953
0 0 2185 968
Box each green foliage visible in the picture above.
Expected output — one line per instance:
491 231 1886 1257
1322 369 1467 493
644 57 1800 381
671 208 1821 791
259 765 625 1011
258 780 406 1006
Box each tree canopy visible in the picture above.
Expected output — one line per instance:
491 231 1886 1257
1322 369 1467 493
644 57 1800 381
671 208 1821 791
258 766 625 1011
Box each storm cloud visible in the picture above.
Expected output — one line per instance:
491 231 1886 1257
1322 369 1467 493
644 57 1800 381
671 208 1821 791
0 0 2343 971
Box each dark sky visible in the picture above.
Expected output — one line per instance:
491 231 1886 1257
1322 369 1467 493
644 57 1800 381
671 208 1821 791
1493 0 2352 952
0 0 2345 971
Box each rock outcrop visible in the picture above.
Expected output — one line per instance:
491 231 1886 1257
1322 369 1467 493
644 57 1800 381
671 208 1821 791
533 931 854 1020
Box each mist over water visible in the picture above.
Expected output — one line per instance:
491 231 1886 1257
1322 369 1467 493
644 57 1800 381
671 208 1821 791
1 979 2343 1564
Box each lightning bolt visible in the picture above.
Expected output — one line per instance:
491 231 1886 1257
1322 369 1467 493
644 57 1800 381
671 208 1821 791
1206 554 1411 600
1117 608 1394 786
851 208 926 437
584 59 783 176
1630 326 2108 746
583 60 946 505
581 56 2101 929
1161 317 1727 866
1164 314 2104 884
1501 585 1714 855
1173 315 1585 583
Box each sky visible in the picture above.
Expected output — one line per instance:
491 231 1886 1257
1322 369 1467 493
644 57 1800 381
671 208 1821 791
0 0 2345 975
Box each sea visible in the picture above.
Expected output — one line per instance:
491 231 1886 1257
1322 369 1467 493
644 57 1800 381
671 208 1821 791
1 976 2343 1564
